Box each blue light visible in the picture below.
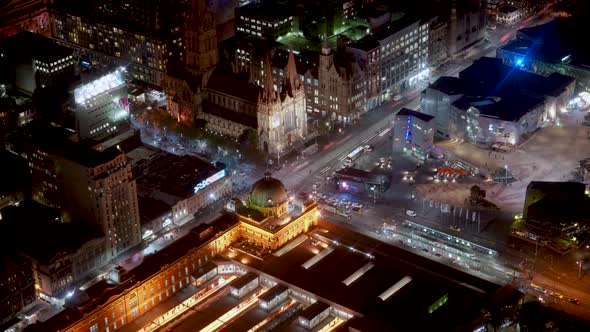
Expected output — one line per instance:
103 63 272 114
516 58 523 66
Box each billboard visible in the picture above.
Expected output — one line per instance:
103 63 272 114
194 169 226 193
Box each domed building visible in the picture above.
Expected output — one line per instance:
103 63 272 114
249 172 289 217
228 172 319 250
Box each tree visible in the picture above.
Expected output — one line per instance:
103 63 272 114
239 128 258 148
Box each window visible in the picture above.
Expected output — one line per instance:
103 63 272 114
90 324 99 332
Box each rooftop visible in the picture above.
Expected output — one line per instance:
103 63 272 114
0 200 104 265
10 124 125 168
238 221 501 331
133 151 221 200
502 18 590 67
206 68 262 104
26 217 240 332
0 31 72 63
350 15 419 52
397 108 434 122
429 57 576 121
452 94 544 122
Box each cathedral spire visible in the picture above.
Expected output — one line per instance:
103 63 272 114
285 49 299 94
321 33 331 55
261 51 275 102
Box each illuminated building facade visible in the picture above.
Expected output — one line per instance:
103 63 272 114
25 174 318 332
319 39 368 124
13 126 141 260
129 148 232 230
257 51 308 156
235 3 295 40
0 31 75 94
496 5 521 25
71 68 130 140
393 108 434 160
498 19 590 91
48 0 186 85
348 16 430 104
422 57 575 143
60 149 141 260
201 50 308 156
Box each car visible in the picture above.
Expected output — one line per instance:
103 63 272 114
568 298 581 305
450 225 461 232
364 144 374 152
405 210 417 217
393 94 403 101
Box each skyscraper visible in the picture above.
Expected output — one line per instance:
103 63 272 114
16 126 141 259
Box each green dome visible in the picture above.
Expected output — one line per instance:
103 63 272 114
250 172 288 208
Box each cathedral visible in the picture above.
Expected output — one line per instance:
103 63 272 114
256 51 308 155
198 49 308 158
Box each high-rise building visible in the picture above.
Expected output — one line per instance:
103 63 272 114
69 68 130 140
184 0 219 76
13 126 141 259
348 16 430 106
0 253 35 326
0 31 75 94
49 0 186 85
392 108 435 160
318 38 367 124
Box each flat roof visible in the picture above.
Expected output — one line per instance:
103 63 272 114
259 283 289 303
26 216 240 332
229 272 259 290
397 108 434 122
299 301 330 321
0 31 72 63
133 152 220 200
0 200 104 265
244 221 500 331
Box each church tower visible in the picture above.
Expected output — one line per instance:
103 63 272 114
185 0 219 76
257 50 307 157
257 51 281 155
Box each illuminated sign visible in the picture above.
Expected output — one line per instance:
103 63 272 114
194 169 226 193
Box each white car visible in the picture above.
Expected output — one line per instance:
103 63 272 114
405 210 417 217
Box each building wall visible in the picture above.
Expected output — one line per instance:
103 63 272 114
257 89 308 155
50 10 168 85
171 173 232 224
75 84 129 140
449 103 545 145
420 87 462 137
0 256 36 325
66 225 241 332
237 205 318 250
496 9 521 25
318 48 360 123
60 153 141 260
379 21 429 97
392 115 434 159
429 20 448 67
448 6 486 55
33 237 107 298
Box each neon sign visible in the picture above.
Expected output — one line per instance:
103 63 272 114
194 169 226 193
